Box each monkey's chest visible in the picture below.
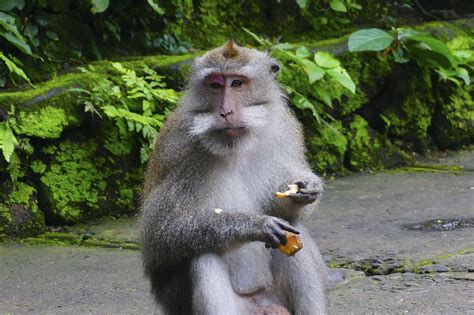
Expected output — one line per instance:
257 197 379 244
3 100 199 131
209 172 273 295
224 243 273 295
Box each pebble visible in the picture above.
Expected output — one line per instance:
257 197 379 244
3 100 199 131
421 264 450 273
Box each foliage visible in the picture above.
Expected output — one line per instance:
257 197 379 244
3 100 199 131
0 0 191 87
297 0 362 32
244 28 355 124
0 0 392 87
0 181 45 238
348 28 471 85
0 120 17 162
73 62 178 163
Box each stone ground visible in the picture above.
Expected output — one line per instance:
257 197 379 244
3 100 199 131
1 149 473 314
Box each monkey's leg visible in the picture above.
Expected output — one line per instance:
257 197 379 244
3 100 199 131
191 253 244 315
272 222 328 315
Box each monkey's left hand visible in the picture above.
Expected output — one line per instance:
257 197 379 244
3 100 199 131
288 178 323 204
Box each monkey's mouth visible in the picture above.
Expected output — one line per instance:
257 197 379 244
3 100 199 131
217 126 247 138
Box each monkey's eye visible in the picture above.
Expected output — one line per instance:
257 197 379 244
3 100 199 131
210 82 223 89
230 79 244 88
271 64 280 73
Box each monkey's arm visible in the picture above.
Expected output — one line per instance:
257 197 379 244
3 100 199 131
140 188 299 266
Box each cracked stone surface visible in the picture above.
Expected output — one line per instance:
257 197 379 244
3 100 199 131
1 149 473 314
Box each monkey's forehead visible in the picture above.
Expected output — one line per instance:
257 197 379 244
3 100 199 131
192 43 274 75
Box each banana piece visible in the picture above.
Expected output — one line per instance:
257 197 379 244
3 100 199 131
278 231 304 256
275 184 299 199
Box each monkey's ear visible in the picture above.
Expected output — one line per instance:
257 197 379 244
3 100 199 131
270 63 280 74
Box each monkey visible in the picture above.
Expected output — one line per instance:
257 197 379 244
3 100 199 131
139 40 328 315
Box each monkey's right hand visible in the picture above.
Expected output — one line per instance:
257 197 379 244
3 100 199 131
256 216 300 249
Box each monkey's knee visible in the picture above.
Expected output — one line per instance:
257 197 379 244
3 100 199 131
191 253 242 314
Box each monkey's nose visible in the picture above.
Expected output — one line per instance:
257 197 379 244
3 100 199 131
220 109 233 117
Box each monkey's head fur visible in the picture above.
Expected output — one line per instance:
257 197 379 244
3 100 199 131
181 40 284 156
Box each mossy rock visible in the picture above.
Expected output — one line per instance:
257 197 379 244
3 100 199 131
0 54 193 140
432 84 474 148
38 139 107 223
0 181 45 239
335 52 392 116
307 121 348 175
344 115 384 171
37 133 142 224
358 64 435 152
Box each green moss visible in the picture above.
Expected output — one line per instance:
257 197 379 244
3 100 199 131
15 107 77 139
381 67 434 151
91 54 193 74
30 161 47 175
307 121 348 174
0 72 102 110
9 182 34 205
40 140 108 223
393 163 464 174
345 115 383 171
338 53 392 115
432 85 474 148
22 231 139 250
101 122 135 156
0 182 45 239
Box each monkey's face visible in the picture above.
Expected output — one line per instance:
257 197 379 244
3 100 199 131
184 42 283 156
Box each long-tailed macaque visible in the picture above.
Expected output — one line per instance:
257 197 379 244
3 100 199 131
140 41 328 314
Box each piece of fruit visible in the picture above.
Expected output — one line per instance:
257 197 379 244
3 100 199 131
275 184 299 199
278 231 304 256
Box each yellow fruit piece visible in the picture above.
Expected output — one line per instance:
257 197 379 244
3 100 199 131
278 231 304 256
275 184 299 199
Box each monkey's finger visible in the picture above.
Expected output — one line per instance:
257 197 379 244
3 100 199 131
276 220 300 235
270 225 288 246
299 188 321 195
293 180 308 189
266 233 281 248
288 193 317 204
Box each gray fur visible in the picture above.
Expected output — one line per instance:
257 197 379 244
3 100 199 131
139 42 327 314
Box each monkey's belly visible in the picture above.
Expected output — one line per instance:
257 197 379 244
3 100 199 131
240 290 291 315
224 242 273 295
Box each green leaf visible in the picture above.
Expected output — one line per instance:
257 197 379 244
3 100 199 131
300 59 325 83
0 52 31 83
329 0 347 12
295 46 311 59
327 67 356 93
278 50 324 83
147 0 165 15
0 122 18 162
347 1 362 10
90 0 109 14
314 51 341 68
0 0 25 11
393 46 409 63
397 28 423 41
293 94 321 123
455 67 470 85
272 43 296 51
314 86 332 107
454 50 472 61
296 0 308 9
46 30 58 41
242 27 272 47
348 28 394 52
404 35 459 68
0 31 32 54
